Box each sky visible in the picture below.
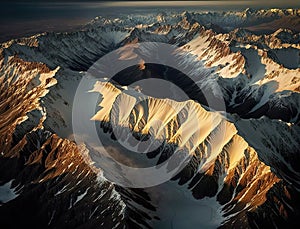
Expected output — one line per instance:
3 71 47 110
4 1 299 8
4 1 300 8
5 0 300 4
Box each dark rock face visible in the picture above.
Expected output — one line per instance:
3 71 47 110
0 60 155 229
0 132 156 229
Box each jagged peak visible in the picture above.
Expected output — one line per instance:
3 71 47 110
244 7 255 15
273 28 295 36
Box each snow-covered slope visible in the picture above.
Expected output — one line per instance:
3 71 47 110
86 81 299 228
